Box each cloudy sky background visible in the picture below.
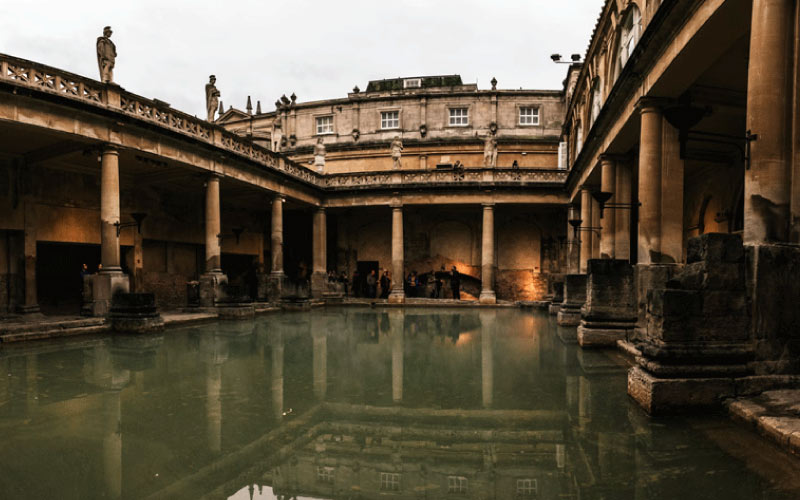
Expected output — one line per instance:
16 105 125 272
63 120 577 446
2 0 603 117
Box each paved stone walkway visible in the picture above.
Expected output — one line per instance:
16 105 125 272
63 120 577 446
728 389 800 456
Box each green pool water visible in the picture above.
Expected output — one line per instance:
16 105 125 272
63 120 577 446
0 307 798 499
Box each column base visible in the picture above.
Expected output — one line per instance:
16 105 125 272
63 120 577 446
311 271 327 299
93 271 130 316
479 290 496 304
256 272 269 301
199 272 228 307
388 289 405 303
267 272 285 302
557 305 581 326
17 304 42 315
577 320 633 348
109 292 164 333
627 366 737 415
548 303 561 316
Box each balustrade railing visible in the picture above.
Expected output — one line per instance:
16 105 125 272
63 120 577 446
1 53 568 192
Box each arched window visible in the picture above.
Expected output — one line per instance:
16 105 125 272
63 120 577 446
590 78 603 126
575 121 584 159
616 5 642 78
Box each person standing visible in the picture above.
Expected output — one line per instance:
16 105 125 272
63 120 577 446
366 269 377 298
379 270 390 299
435 266 444 298
451 266 461 300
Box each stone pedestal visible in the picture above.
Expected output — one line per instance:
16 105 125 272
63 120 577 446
109 293 164 333
577 259 636 348
199 272 227 308
557 274 586 327
628 233 753 414
256 272 269 301
548 281 565 315
311 272 327 300
633 263 680 341
93 271 130 316
268 272 285 302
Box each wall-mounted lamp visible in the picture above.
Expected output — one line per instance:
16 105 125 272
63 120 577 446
114 212 147 236
218 227 245 244
590 191 641 219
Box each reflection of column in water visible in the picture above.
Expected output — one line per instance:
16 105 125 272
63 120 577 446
390 310 404 403
479 311 496 409
578 376 591 430
271 334 284 419
207 363 222 453
312 328 327 401
566 376 578 415
26 353 38 414
556 443 566 469
103 390 122 499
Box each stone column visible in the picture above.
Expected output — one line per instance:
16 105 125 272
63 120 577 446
599 155 616 259
390 310 404 403
20 201 39 314
579 188 593 273
479 203 497 304
615 162 632 261
205 175 222 273
637 100 663 264
567 215 579 273
132 227 143 292
94 146 129 315
311 208 327 299
661 122 684 263
745 0 793 243
388 204 405 303
591 197 601 259
268 196 285 301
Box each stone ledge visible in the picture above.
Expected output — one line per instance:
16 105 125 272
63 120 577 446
727 390 800 456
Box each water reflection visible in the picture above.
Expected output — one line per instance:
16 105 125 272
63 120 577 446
0 308 798 499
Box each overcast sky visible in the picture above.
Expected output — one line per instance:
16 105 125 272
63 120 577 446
2 0 602 117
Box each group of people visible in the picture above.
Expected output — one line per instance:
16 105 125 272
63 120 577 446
329 265 462 300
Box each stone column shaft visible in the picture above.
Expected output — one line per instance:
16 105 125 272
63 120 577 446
479 203 496 304
745 0 793 243
599 157 616 259
271 196 284 275
580 188 593 273
638 103 663 263
22 201 38 313
389 205 405 303
591 197 601 259
205 176 222 273
660 122 684 263
615 162 632 260
311 208 327 298
100 147 121 271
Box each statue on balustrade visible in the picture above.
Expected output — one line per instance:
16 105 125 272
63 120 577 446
483 134 498 167
96 26 116 83
314 138 326 172
205 75 221 122
391 136 403 169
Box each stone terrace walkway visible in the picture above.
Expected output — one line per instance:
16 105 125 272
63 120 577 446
728 389 800 456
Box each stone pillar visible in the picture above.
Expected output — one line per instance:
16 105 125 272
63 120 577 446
577 259 636 347
567 215 579 273
199 175 226 307
311 207 327 299
558 273 587 328
599 155 616 259
268 196 285 301
94 147 129 316
20 202 39 314
661 122 684 263
388 204 405 303
579 188 593 273
591 197 601 259
479 203 496 304
132 227 143 292
637 100 663 264
615 162 632 261
745 0 793 243
390 310 404 403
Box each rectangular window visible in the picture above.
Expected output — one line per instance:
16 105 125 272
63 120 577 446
449 107 469 126
380 472 401 491
403 78 421 89
381 110 400 129
516 478 538 497
317 466 334 483
519 107 540 125
447 476 468 494
316 115 333 135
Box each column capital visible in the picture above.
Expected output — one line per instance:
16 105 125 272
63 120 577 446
101 145 119 156
636 96 670 114
315 206 326 214
481 202 495 208
207 172 223 180
580 184 596 192
389 201 403 209
598 153 625 164
272 195 285 204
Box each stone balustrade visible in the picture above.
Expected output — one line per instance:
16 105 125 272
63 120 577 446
0 53 568 193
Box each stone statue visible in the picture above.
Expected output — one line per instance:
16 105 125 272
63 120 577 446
205 75 220 122
96 26 117 83
313 138 326 172
483 135 498 167
391 136 403 169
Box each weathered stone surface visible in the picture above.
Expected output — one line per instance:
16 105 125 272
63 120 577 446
628 366 736 414
109 292 164 333
577 325 625 347
582 259 636 322
687 232 745 264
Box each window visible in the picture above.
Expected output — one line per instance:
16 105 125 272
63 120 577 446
316 115 333 135
317 466 334 483
558 141 567 170
381 110 400 129
516 478 538 497
449 107 469 126
403 78 421 89
380 472 401 491
447 476 468 494
617 6 642 76
590 78 602 125
519 106 540 126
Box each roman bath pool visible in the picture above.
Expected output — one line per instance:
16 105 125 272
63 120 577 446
0 307 798 499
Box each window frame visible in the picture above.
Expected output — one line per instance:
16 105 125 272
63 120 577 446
518 105 541 126
315 114 334 135
403 78 422 89
448 107 470 127
380 109 401 130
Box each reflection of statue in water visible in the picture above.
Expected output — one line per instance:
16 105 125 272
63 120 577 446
96 26 117 83
391 136 403 169
313 138 326 172
483 135 498 167
205 75 220 122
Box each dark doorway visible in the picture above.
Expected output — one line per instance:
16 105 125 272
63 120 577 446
37 242 100 315
221 253 257 298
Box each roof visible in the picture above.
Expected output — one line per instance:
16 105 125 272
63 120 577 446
365 75 464 92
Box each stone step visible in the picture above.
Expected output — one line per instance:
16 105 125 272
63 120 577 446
0 324 109 343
